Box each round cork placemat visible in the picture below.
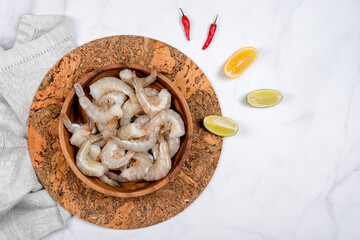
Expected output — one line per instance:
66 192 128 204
28 35 222 229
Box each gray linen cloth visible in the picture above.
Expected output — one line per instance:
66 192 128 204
0 14 75 240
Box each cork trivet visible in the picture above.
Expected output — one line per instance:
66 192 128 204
28 35 223 229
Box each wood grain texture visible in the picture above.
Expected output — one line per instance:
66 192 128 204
28 35 223 229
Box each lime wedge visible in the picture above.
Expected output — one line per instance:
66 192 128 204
203 115 238 137
246 89 283 108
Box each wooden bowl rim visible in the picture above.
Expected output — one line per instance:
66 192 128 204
59 63 193 198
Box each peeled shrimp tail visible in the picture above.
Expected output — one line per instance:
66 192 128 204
60 113 82 133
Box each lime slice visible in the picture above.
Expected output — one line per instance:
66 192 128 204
246 89 283 108
203 115 238 137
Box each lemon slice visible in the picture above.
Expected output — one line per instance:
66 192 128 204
223 46 258 79
203 115 238 137
246 89 283 108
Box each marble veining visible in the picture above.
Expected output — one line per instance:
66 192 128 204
1 0 360 239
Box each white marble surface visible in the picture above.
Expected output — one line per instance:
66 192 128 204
1 0 360 239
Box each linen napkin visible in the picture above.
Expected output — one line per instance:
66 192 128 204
0 14 75 240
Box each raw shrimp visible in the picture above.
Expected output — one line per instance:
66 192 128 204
89 77 134 101
96 91 127 109
93 140 106 148
124 88 159 105
148 109 185 138
121 153 153 181
106 171 129 183
101 141 135 169
151 143 159 161
74 83 123 124
117 115 150 140
134 78 171 117
60 113 83 132
97 116 118 139
69 128 91 148
119 67 157 88
144 133 171 181
119 69 133 87
99 175 120 187
60 113 92 148
134 114 150 124
76 134 108 177
89 145 101 161
109 126 160 152
164 132 180 158
120 100 144 126
144 88 159 96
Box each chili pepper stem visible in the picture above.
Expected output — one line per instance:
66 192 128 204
180 8 185 17
214 14 218 24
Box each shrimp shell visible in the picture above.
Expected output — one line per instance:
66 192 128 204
89 77 134 100
76 134 108 177
121 152 153 181
74 83 123 124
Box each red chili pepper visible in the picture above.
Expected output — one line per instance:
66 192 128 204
202 14 218 50
180 8 190 41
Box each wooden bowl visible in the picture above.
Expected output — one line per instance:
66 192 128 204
59 63 193 198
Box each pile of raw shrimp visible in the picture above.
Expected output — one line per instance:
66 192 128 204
61 67 185 187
